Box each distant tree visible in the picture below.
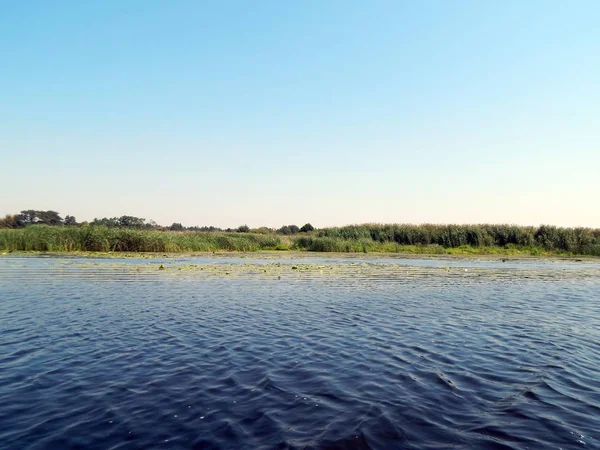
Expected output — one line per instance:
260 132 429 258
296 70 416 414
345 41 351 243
64 215 78 226
196 226 222 232
118 216 146 228
300 223 315 233
170 222 184 231
19 210 40 225
144 220 159 229
277 225 291 235
91 217 119 227
38 210 63 225
277 224 300 235
188 226 222 232
0 214 23 228
237 224 250 233
90 215 150 228
18 210 62 226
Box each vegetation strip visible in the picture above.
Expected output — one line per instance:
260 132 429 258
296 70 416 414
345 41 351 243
1 223 599 256
2 210 599 256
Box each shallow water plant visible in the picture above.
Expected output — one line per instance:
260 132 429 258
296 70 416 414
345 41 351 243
1 224 599 256
0 225 288 253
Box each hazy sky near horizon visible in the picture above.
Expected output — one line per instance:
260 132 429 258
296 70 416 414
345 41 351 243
1 1 599 228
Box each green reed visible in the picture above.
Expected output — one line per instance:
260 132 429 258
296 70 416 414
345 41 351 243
313 224 600 256
0 225 289 253
1 224 599 256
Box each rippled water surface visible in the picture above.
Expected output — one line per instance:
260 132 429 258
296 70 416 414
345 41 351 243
1 255 599 449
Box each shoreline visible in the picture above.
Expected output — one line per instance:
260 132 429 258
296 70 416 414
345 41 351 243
2 225 599 257
1 250 597 263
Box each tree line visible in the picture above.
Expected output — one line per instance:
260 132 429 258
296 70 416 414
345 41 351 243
0 210 315 235
1 223 599 255
0 210 78 228
2 210 599 255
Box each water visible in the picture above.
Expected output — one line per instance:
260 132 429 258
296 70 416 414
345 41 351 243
1 255 599 450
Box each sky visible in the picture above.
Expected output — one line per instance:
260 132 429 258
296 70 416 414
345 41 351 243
1 1 599 228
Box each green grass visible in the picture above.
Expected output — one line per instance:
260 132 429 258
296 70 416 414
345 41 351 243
315 223 600 256
292 236 576 256
1 224 599 256
0 225 291 253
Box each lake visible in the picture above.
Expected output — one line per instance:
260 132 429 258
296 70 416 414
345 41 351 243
1 255 599 449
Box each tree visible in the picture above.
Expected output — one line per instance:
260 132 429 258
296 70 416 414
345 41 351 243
91 217 119 227
64 215 78 226
118 216 146 228
277 224 299 235
277 225 291 235
188 226 222 232
170 222 184 231
38 210 63 225
18 210 62 225
0 214 23 228
237 224 250 233
19 210 39 225
300 223 315 232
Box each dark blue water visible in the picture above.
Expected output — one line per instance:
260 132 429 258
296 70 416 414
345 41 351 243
1 256 599 449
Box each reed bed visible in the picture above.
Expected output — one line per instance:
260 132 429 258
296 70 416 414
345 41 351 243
0 226 288 253
1 224 599 256
315 224 600 256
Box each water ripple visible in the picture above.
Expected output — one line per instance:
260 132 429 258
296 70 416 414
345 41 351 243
0 256 599 449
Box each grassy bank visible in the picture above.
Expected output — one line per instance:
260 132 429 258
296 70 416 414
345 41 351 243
0 225 289 252
1 224 600 256
314 223 600 255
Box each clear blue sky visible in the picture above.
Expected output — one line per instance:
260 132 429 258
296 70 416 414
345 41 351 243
1 1 598 228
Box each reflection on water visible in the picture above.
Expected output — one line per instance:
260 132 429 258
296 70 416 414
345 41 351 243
0 256 599 449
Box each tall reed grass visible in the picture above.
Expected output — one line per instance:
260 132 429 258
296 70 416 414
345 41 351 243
1 224 599 255
0 226 288 253
315 224 600 255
